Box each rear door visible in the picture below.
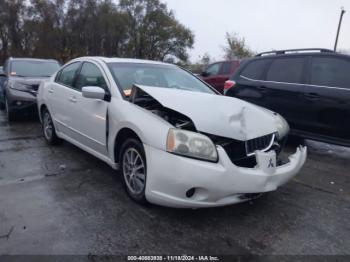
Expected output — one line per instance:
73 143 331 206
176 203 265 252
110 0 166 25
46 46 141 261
305 55 350 140
48 62 82 134
263 56 307 130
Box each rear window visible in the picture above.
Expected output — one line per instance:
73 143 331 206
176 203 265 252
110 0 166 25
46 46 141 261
310 57 350 88
266 58 304 83
240 59 270 80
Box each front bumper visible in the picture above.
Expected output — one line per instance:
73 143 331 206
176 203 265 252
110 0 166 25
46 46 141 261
6 88 37 111
144 144 307 208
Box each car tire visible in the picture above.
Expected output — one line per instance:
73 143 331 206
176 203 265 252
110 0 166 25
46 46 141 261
42 108 62 145
119 138 148 204
5 96 16 122
0 97 4 110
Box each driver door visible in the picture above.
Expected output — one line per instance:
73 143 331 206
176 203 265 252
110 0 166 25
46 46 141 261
68 62 110 156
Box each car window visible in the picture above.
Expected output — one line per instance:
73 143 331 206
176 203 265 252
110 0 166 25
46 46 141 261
240 59 270 80
56 62 81 88
206 63 221 76
76 62 108 91
310 57 350 88
221 62 231 74
10 60 60 77
266 58 304 83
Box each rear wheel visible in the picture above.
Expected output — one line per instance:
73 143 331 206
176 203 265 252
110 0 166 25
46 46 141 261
5 96 16 122
42 108 62 145
120 138 148 204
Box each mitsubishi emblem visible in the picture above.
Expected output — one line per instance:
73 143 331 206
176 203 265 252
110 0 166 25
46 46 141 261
268 158 274 168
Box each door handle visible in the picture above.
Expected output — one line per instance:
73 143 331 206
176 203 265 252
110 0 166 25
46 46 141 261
69 96 77 103
304 93 319 100
48 88 54 94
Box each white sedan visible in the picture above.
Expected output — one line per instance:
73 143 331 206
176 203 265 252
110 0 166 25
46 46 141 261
37 57 307 208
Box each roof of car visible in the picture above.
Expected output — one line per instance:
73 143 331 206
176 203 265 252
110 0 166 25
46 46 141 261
74 56 173 66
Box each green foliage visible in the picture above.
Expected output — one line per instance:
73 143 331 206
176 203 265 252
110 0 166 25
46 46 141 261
0 0 194 64
223 32 254 60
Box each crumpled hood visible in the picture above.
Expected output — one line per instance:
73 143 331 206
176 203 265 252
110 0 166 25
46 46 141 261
136 85 279 141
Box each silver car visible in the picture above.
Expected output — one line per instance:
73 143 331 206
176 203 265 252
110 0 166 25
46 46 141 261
0 58 60 121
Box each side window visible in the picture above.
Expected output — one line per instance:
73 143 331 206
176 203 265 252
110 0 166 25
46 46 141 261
266 58 304 83
241 59 270 80
206 63 221 76
310 57 350 88
221 62 231 74
76 62 108 91
56 62 81 88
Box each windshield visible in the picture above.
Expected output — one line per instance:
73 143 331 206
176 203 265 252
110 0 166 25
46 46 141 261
108 63 215 96
10 60 60 77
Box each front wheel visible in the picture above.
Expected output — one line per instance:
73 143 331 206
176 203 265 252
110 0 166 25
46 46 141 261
42 108 62 145
120 138 148 204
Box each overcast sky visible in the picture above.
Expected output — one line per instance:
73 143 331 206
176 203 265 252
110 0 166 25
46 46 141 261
164 0 350 62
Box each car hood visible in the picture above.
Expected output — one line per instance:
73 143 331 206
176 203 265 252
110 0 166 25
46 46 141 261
12 76 49 85
136 85 279 141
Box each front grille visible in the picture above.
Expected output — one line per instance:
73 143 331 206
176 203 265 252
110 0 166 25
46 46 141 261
207 133 277 168
245 134 275 156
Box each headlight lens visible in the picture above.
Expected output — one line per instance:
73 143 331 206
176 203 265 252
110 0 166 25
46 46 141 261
275 114 289 139
166 128 218 162
9 82 28 91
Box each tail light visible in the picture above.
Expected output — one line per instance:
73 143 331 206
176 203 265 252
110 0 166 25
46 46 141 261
224 80 236 94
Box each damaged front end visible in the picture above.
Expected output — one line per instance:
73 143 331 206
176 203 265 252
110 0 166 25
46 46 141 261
130 85 196 132
130 85 289 168
207 132 288 168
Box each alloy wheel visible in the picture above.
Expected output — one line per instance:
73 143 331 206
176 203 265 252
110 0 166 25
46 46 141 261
43 111 53 140
122 148 146 195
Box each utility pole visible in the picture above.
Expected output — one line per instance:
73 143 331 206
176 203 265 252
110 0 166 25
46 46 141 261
334 7 346 52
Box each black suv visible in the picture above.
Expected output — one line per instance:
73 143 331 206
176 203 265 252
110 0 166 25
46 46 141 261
225 48 350 147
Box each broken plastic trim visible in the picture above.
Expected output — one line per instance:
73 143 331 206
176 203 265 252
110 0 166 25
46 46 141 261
130 85 197 131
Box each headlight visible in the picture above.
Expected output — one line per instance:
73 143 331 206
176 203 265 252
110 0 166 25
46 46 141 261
166 128 218 162
8 82 28 92
275 114 289 139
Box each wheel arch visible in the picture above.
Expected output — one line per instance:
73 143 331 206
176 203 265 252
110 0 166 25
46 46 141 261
114 127 143 165
39 104 48 123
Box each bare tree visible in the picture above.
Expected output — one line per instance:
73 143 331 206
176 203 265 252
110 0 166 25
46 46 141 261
222 32 254 60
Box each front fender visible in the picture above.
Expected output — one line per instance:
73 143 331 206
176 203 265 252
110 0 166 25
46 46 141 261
107 99 172 162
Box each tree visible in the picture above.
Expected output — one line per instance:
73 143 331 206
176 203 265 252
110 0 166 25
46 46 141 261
222 32 254 60
119 0 194 62
0 0 194 64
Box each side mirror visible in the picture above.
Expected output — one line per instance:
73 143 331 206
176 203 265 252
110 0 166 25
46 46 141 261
201 71 209 77
82 86 105 100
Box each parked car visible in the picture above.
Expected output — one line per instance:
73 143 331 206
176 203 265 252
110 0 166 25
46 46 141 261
37 57 306 208
0 66 5 102
200 60 240 93
0 57 60 121
225 48 350 147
